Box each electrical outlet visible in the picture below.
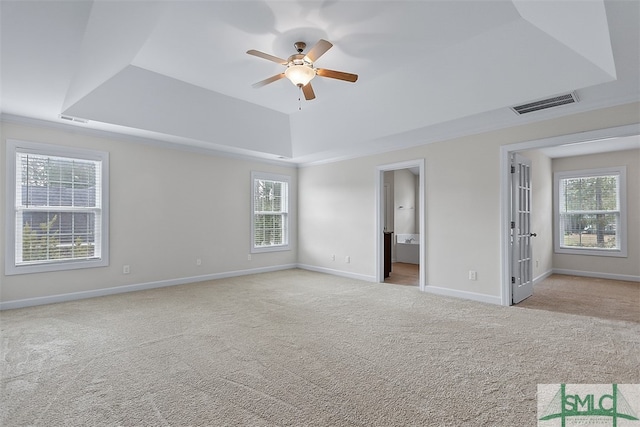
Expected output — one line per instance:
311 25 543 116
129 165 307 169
123 265 130 274
536 260 539 268
468 270 477 281
331 254 335 261
345 256 350 263
247 254 252 261
196 258 202 266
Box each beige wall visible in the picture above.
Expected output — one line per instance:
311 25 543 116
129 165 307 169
520 150 554 280
298 102 640 299
297 131 506 295
552 149 640 278
1 121 297 303
2 102 638 306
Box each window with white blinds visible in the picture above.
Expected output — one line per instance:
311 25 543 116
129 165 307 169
554 167 627 257
6 140 109 274
251 172 290 253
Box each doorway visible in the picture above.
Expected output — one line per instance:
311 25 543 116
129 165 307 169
376 159 426 291
500 124 639 306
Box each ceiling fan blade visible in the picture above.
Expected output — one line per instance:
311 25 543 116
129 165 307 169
302 82 316 100
304 39 333 62
246 49 288 65
252 73 286 88
316 68 358 83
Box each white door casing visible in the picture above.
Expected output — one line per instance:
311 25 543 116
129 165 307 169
375 159 426 291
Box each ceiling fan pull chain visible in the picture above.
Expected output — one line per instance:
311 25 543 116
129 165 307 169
298 86 302 110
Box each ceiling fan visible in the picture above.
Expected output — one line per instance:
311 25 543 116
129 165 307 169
246 39 358 101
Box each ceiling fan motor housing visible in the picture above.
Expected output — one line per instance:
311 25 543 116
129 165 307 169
288 53 313 67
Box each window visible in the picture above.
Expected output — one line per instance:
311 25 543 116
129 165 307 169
6 140 109 274
251 172 290 253
554 167 626 257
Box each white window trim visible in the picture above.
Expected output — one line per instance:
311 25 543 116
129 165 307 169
5 139 110 275
251 171 290 253
553 166 627 258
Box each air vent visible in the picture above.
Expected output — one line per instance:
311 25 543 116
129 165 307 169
511 92 578 115
59 115 88 124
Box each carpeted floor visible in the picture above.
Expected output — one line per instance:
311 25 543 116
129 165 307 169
516 274 640 323
2 269 639 426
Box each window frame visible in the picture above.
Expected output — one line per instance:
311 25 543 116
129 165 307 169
5 139 110 275
251 171 290 253
553 166 627 258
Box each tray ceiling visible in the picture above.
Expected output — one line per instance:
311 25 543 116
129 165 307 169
1 1 638 163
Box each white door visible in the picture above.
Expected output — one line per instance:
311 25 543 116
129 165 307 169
511 153 535 303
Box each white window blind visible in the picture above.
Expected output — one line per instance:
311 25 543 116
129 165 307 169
555 167 626 256
251 172 289 252
6 140 109 274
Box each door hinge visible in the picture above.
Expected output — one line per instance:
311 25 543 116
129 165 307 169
511 276 516 284
510 165 515 173
510 221 515 229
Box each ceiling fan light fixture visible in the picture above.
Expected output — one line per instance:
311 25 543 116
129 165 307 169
285 64 316 87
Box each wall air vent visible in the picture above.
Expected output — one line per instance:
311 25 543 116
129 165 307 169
511 92 578 115
59 115 88 124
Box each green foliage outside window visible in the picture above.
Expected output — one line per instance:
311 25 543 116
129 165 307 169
559 175 619 249
253 179 286 247
9 140 107 273
22 215 92 262
22 215 60 261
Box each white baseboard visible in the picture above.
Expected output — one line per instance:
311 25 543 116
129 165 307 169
298 264 501 305
552 269 640 282
422 285 502 305
0 264 297 310
296 264 377 283
3 263 538 310
534 270 554 285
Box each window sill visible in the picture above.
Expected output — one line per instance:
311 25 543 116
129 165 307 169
251 245 290 254
5 258 109 276
555 247 627 258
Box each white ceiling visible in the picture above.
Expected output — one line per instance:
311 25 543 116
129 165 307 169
1 0 638 164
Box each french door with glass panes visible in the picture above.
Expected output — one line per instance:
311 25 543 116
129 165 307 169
511 153 536 304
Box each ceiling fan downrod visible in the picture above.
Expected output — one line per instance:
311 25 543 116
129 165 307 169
293 42 306 53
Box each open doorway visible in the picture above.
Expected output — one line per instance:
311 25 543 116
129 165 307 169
500 124 639 306
376 160 426 291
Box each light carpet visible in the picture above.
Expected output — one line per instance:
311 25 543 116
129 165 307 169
517 274 640 323
2 269 639 426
